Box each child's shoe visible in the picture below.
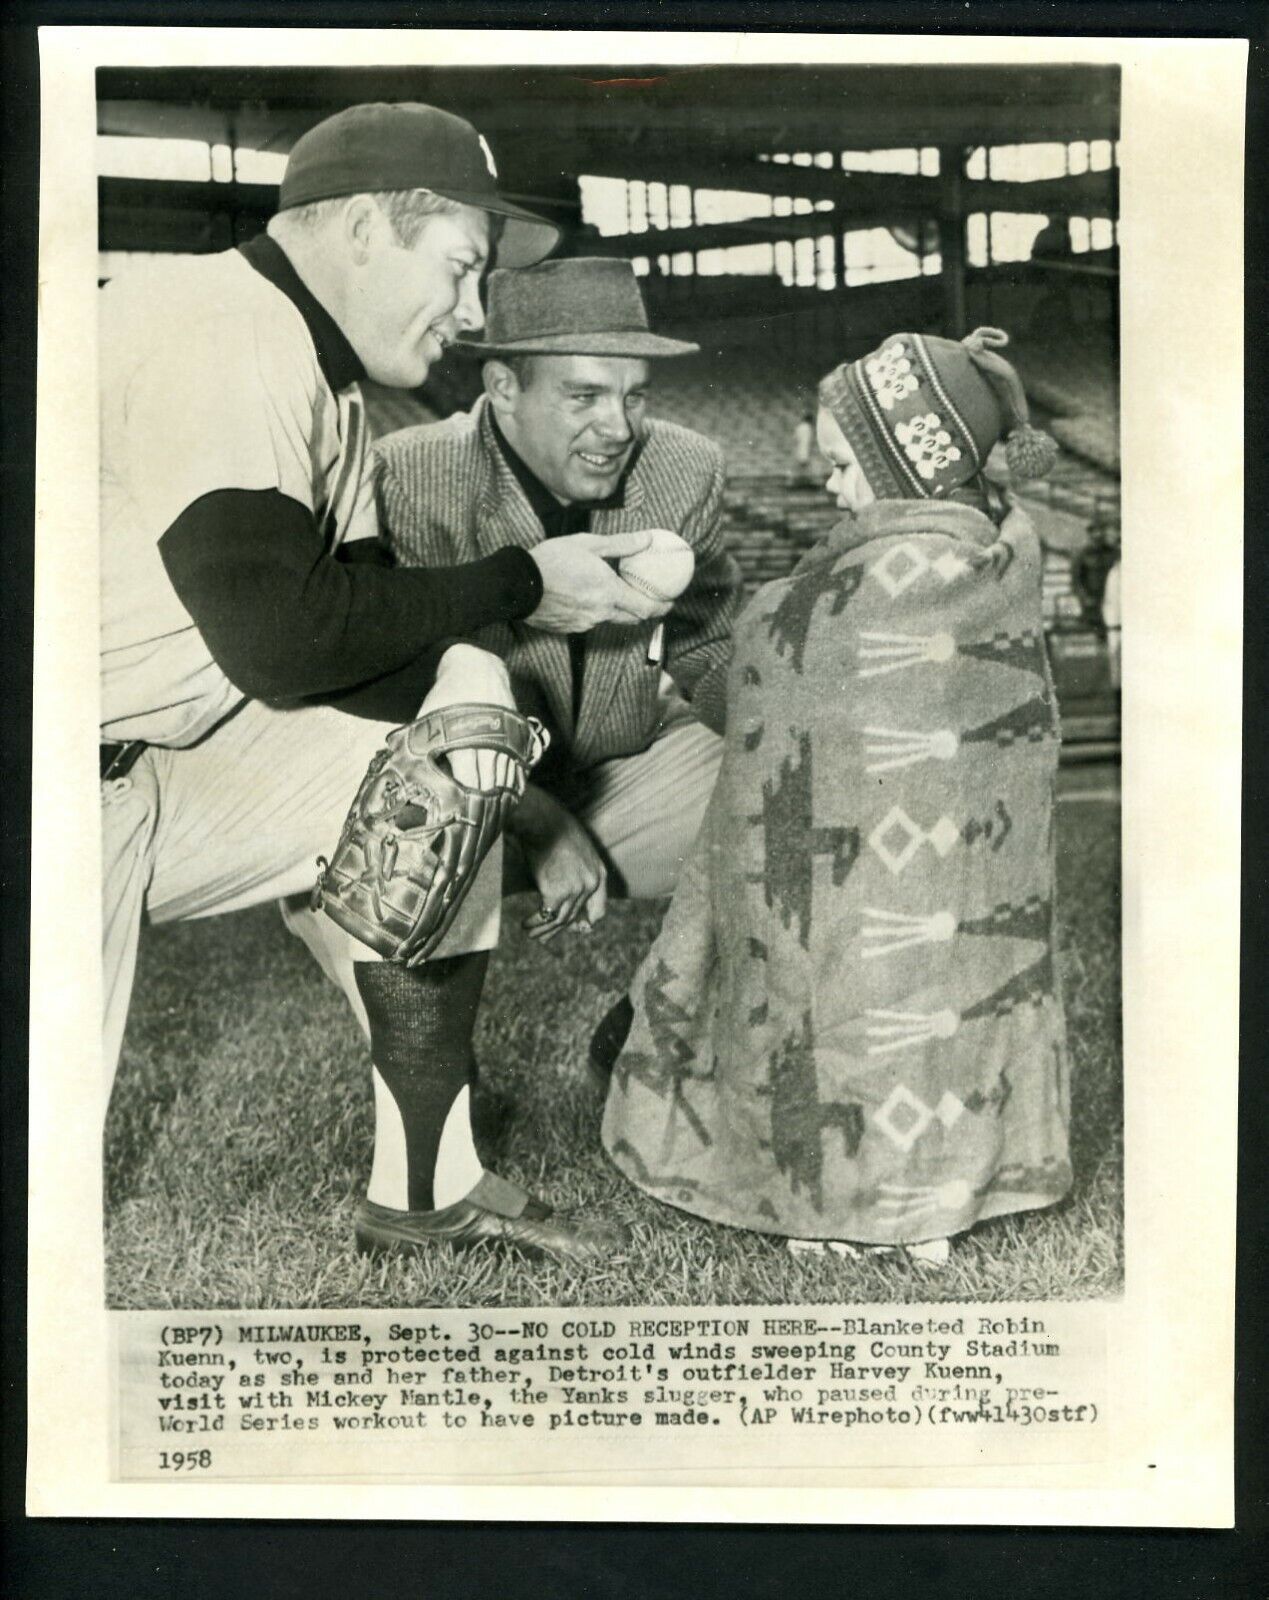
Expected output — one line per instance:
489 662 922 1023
787 1236 950 1269
904 1236 951 1269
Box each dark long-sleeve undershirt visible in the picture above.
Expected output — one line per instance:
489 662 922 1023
159 488 543 718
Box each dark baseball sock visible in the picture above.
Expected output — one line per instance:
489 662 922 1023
354 953 489 1213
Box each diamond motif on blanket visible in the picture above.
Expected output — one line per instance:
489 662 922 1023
867 807 963 874
933 550 971 582
874 1085 933 1151
874 1086 967 1151
871 542 929 597
867 806 925 874
935 1091 966 1129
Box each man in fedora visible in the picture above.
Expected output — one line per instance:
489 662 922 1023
285 257 741 1260
102 104 662 1269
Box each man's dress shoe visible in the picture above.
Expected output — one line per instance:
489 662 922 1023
354 1195 630 1266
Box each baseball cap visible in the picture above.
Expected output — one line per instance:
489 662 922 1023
278 102 561 269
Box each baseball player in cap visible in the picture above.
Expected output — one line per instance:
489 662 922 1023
102 102 667 1266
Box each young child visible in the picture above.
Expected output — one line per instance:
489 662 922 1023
600 327 1073 1268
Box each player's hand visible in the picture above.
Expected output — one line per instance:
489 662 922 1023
526 531 673 633
421 642 521 792
509 785 608 941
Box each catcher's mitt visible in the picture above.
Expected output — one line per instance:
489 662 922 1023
313 703 548 967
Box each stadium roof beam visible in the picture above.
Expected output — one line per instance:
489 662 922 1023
583 212 931 259
96 62 1119 151
96 175 578 253
100 176 280 253
96 176 915 257
573 159 1116 218
972 172 1116 217
98 177 1113 262
637 252 1117 347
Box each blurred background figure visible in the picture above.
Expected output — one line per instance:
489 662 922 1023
1101 548 1122 692
791 409 815 484
1072 508 1122 691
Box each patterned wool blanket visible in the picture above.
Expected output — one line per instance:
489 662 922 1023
602 499 1073 1243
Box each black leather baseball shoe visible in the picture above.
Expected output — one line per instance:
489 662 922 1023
354 1195 630 1266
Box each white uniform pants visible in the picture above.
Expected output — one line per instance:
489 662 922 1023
101 697 501 1096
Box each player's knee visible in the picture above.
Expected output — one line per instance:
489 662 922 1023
427 643 513 709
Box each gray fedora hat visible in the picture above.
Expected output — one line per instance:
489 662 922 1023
454 257 699 359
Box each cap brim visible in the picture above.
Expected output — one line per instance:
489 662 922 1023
452 330 700 359
427 186 562 269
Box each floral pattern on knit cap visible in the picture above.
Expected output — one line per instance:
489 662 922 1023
895 412 962 481
865 342 920 411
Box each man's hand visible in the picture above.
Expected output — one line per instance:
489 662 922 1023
527 531 673 634
509 783 608 941
420 642 521 792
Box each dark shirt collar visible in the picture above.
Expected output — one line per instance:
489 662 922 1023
239 233 366 393
489 408 640 528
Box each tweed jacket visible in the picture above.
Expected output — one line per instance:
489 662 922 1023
373 397 741 769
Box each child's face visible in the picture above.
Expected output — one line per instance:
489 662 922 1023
816 407 875 511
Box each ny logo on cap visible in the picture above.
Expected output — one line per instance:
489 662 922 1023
478 134 498 178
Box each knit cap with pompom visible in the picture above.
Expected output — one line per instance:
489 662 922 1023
1004 422 1059 481
818 324 1058 503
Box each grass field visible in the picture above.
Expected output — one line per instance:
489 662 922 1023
105 784 1122 1310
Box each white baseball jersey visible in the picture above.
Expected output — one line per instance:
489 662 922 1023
99 241 373 747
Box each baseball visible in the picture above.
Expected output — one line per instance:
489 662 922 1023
617 528 695 603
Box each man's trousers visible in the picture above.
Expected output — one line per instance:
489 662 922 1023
101 696 502 1097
